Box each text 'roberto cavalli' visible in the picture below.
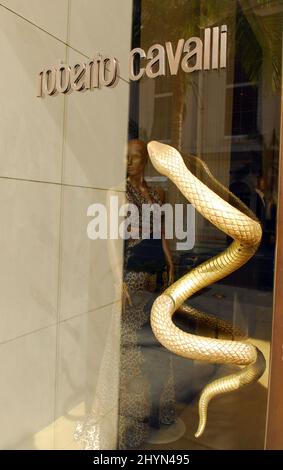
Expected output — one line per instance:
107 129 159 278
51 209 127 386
37 25 227 97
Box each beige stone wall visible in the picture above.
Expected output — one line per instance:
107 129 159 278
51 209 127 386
0 0 132 449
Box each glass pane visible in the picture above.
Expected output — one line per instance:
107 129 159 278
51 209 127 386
119 0 282 450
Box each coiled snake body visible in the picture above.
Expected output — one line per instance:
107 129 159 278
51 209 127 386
147 141 266 438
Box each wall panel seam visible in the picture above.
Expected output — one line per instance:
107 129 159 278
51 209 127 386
0 2 130 84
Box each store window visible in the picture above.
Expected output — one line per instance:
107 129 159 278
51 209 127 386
119 0 282 451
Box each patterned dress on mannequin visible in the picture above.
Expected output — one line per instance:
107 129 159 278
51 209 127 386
118 180 176 450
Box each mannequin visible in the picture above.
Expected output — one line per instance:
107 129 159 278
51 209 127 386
125 139 174 284
118 139 177 449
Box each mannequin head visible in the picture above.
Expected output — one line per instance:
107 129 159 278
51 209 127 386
127 139 148 178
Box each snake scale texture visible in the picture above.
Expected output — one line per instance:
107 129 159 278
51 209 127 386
147 141 266 438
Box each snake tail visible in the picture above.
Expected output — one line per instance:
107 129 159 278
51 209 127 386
195 348 266 437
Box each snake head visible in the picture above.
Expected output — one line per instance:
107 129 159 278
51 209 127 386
147 141 183 177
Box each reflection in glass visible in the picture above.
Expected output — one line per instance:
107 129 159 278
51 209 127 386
120 0 282 450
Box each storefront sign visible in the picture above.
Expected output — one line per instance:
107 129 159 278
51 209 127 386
37 25 227 97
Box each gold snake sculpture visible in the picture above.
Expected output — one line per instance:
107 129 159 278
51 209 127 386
146 141 266 438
